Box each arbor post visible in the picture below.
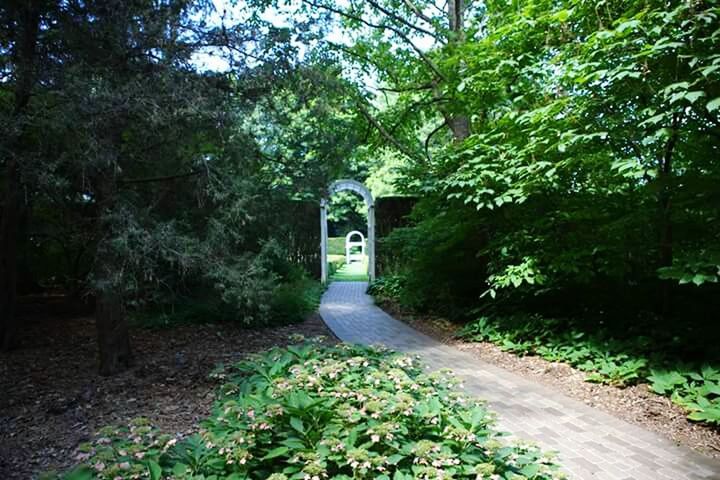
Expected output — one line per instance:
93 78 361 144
368 203 375 282
320 199 328 283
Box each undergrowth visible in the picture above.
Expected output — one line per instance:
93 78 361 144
458 315 720 425
132 276 323 329
56 339 563 480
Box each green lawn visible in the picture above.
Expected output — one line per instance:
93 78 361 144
330 256 369 281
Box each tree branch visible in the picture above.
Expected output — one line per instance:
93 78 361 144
389 96 448 135
303 0 445 81
372 83 434 93
327 41 402 85
401 0 436 26
119 168 204 185
357 103 420 161
365 0 443 41
424 121 448 161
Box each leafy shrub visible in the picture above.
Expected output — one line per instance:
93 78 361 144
368 275 406 303
268 277 324 325
59 340 563 479
459 315 720 425
372 202 489 316
130 293 235 329
132 268 322 329
327 255 346 277
648 367 720 425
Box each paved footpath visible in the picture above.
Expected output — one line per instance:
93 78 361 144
319 281 720 480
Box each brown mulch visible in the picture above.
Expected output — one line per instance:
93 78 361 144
380 301 720 460
0 311 337 480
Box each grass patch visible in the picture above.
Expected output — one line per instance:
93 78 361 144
331 257 369 282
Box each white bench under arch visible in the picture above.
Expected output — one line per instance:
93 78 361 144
344 230 365 265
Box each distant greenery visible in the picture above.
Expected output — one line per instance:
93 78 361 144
327 237 347 256
58 340 562 479
458 315 720 425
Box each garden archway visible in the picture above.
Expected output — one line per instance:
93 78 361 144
320 180 375 283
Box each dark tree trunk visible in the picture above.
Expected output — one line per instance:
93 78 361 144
94 173 133 375
1 2 40 350
0 157 22 350
96 285 133 375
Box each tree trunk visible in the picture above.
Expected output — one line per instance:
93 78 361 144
96 286 133 375
94 174 133 375
447 0 470 141
0 158 22 350
447 116 471 141
0 2 41 350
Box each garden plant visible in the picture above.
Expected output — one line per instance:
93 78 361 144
57 339 563 480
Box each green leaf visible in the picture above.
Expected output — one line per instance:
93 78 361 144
263 446 290 460
290 416 305 434
707 97 720 112
147 460 162 480
520 463 540 477
685 91 705 103
64 467 93 480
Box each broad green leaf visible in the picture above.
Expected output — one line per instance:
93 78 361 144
263 446 290 460
147 460 162 480
707 97 720 112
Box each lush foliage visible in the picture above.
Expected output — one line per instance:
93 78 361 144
1 0 369 369
458 315 720 425
302 0 720 433
368 275 406 305
58 340 562 479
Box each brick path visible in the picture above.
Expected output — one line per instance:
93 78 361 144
319 281 720 480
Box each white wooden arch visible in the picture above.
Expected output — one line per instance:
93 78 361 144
345 230 365 265
320 179 375 283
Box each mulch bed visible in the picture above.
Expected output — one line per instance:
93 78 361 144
379 301 720 460
0 311 336 480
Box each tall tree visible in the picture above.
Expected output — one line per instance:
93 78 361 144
286 0 479 157
0 1 43 350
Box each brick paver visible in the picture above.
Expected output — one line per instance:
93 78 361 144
319 281 720 480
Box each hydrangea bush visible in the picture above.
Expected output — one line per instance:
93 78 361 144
59 338 564 479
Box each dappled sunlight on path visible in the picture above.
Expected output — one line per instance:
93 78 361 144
319 282 720 480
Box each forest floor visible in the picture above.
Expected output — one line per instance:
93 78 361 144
0 308 335 480
378 301 720 460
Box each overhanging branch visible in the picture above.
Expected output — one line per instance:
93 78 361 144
357 103 420 161
119 168 204 185
302 0 445 81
